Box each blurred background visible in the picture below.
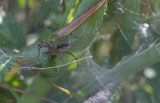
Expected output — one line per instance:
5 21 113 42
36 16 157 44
0 0 160 103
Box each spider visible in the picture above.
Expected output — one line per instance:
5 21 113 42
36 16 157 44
37 34 79 68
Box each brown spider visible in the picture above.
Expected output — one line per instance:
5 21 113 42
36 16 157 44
37 34 79 68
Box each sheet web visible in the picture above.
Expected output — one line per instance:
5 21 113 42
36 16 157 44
81 0 160 102
0 0 160 103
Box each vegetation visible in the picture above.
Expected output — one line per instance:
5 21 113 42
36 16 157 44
0 0 160 103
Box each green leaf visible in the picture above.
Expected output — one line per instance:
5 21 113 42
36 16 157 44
76 42 160 97
69 0 106 51
3 81 21 102
0 55 14 81
19 0 107 102
18 77 52 103
0 9 24 49
109 0 140 65
21 29 52 63
150 0 160 12
20 29 66 102
119 0 140 45
59 0 77 28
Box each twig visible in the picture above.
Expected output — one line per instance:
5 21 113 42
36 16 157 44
22 56 92 70
0 82 58 103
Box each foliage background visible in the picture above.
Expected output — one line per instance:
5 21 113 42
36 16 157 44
0 0 160 103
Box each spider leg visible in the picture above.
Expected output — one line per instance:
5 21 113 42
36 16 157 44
49 34 57 50
62 51 79 69
38 45 46 58
41 41 52 48
37 41 51 58
46 51 52 58
38 43 44 58
58 33 72 44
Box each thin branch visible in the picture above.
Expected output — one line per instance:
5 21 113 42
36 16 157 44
22 56 92 70
0 83 58 103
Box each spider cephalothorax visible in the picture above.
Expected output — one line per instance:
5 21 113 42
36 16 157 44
38 34 78 68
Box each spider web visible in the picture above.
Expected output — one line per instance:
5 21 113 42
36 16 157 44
82 0 160 102
0 0 160 103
